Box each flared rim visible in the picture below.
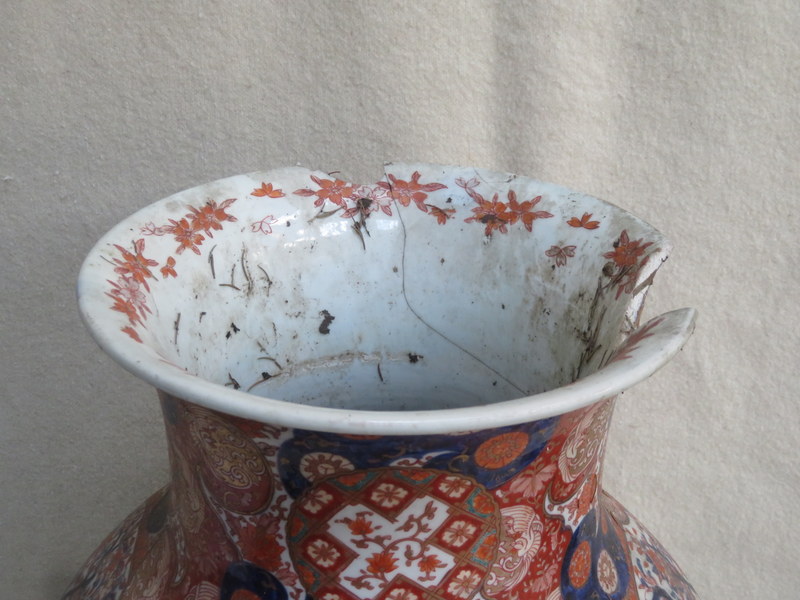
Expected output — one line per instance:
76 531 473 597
77 164 696 434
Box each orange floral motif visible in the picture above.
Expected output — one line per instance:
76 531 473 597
251 182 285 198
112 239 158 291
604 229 653 268
294 175 355 208
379 171 447 212
168 217 205 255
465 190 552 236
568 212 600 229
346 514 375 536
418 554 446 577
475 432 529 469
602 229 655 298
106 276 150 324
367 551 398 576
464 192 513 236
428 204 456 225
160 256 177 278
143 198 237 255
506 191 553 232
186 198 238 237
117 198 240 341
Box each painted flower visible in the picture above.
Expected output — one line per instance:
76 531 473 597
603 229 653 268
302 488 333 515
300 452 354 481
446 569 482 599
567 212 600 229
340 184 394 218
418 554 446 578
455 176 480 199
506 191 553 232
107 276 150 322
464 192 512 236
345 514 375 537
251 182 285 198
546 245 576 267
160 256 177 279
441 520 478 548
167 217 206 255
295 175 355 208
506 463 557 501
379 171 447 212
111 239 158 291
251 215 278 235
306 538 341 568
366 551 398 575
428 204 456 225
437 476 471 498
187 198 238 236
370 483 408 509
385 588 420 600
475 431 529 469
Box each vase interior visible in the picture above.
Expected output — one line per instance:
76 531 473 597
81 164 667 412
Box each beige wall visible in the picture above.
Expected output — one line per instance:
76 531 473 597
2 1 798 598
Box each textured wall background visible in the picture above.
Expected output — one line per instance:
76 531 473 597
2 1 798 598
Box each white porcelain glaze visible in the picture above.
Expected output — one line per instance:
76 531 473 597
77 163 695 434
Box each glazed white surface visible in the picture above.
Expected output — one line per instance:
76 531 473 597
77 165 695 433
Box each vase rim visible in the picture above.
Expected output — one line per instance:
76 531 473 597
77 164 696 434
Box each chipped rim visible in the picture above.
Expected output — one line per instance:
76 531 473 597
77 166 696 435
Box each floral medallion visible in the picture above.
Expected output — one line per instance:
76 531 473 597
287 468 500 600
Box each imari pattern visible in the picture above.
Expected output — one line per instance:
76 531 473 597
288 468 500 600
70 166 697 600
62 394 697 600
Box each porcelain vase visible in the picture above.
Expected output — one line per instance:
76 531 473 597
66 164 698 600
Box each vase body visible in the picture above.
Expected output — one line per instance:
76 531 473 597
69 164 699 599
63 391 695 600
